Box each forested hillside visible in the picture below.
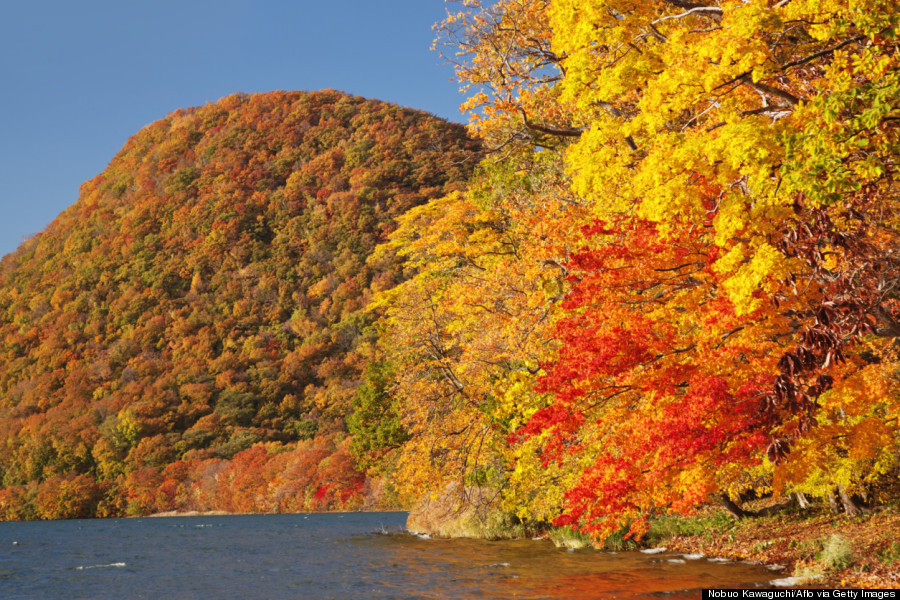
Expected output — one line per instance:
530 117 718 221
371 0 900 548
0 90 479 518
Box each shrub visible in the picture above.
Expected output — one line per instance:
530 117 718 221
817 534 854 570
879 541 900 565
645 512 736 546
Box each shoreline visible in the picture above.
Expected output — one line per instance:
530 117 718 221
107 501 900 588
143 508 409 518
145 510 234 518
639 503 900 589
407 491 899 589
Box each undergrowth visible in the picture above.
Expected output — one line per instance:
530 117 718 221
817 534 854 570
645 512 737 546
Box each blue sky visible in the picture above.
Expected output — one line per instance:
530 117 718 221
0 1 469 259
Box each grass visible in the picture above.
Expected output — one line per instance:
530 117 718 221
817 534 854 570
549 526 593 550
645 511 737 546
601 525 643 551
879 541 900 565
791 560 826 584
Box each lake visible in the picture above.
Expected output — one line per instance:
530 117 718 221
0 512 783 599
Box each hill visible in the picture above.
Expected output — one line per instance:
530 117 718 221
0 90 480 519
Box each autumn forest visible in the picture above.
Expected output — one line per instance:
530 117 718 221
0 91 479 518
0 0 898 572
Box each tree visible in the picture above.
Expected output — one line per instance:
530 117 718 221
378 0 899 539
347 361 410 472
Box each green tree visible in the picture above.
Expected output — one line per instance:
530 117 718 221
347 361 410 472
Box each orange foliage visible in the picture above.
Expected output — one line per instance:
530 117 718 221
0 90 480 518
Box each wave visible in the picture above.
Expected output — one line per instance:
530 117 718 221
75 562 127 571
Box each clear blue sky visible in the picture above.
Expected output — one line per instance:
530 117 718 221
0 1 469 259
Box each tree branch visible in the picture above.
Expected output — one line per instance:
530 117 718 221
653 6 723 25
661 0 713 9
740 75 803 106
778 35 866 71
595 102 639 151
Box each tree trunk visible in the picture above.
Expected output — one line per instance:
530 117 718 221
826 490 841 514
719 495 751 518
794 492 811 509
837 485 862 516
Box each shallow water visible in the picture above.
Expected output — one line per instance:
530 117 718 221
0 512 780 599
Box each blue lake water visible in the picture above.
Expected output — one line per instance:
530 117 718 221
0 512 782 599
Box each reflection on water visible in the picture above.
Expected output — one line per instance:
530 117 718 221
0 513 780 600
373 534 777 599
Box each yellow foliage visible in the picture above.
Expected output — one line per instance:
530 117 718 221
387 0 900 533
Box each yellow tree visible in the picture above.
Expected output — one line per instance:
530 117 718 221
371 146 591 520
413 0 900 536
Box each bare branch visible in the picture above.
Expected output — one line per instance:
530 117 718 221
778 35 866 71
661 0 715 9
518 108 587 138
653 6 723 25
740 75 803 106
